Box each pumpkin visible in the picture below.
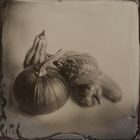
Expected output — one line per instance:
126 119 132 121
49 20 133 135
14 51 70 115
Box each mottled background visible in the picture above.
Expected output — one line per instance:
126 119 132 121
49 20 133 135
2 0 139 139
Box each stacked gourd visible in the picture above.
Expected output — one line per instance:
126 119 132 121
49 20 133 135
14 31 122 115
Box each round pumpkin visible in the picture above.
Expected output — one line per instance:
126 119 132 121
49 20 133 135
14 65 70 115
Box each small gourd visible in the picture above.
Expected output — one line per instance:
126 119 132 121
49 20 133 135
23 30 47 68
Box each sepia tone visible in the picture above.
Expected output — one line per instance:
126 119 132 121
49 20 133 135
0 0 139 139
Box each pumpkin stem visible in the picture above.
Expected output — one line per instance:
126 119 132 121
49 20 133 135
38 49 63 77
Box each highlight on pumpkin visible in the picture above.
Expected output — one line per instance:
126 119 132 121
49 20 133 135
14 30 123 115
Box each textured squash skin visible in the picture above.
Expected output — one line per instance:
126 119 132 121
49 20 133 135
14 65 70 115
53 52 123 106
53 51 101 86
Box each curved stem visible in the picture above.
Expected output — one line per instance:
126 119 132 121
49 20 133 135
38 49 63 77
